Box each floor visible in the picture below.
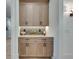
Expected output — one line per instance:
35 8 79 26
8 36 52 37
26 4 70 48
6 38 11 59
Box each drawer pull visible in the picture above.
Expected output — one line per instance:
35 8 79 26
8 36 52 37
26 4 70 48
43 43 46 47
26 43 29 46
40 21 42 25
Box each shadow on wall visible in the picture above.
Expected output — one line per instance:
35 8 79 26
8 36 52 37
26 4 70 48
6 0 11 39
6 17 11 38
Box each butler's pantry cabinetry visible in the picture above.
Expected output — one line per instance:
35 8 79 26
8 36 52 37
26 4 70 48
19 0 49 26
18 0 54 59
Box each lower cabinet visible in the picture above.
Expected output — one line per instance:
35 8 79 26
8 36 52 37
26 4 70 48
18 37 53 58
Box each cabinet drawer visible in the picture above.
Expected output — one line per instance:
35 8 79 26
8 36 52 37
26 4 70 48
19 41 26 56
19 38 44 43
19 37 53 43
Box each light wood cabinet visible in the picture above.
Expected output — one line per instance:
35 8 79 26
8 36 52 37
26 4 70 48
18 37 53 57
19 0 49 26
39 3 49 26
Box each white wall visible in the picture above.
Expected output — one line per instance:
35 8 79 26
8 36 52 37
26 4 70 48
62 0 73 59
58 0 73 59
49 0 59 59
62 13 73 59
11 0 19 59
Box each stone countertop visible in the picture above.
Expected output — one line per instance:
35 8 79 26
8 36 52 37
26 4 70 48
19 35 54 38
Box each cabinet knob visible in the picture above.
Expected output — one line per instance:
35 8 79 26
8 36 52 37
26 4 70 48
40 21 42 25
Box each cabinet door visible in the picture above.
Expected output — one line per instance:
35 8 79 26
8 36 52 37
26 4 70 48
45 38 53 56
39 3 49 26
19 4 26 26
27 38 44 56
25 3 34 26
33 4 40 26
19 3 34 26
32 3 49 26
19 38 26 56
41 38 53 57
34 38 44 56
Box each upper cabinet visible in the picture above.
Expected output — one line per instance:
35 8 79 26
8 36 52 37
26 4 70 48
19 0 49 26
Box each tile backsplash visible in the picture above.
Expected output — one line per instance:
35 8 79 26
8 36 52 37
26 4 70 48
20 27 46 36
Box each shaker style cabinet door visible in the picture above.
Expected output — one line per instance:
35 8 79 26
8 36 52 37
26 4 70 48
19 38 30 56
25 38 44 56
42 38 53 57
45 39 53 56
19 3 34 26
33 4 40 26
19 4 26 26
25 3 34 26
19 38 26 56
39 3 49 26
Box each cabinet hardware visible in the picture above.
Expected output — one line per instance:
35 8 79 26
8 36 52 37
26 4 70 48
40 21 42 25
43 38 46 47
23 29 26 32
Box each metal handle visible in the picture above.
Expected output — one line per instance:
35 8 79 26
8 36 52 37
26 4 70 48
43 39 46 47
40 21 42 25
